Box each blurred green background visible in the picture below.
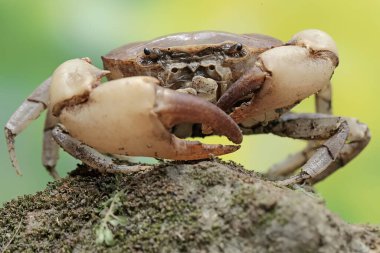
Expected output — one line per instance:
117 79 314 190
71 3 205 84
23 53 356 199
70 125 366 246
1 1 379 224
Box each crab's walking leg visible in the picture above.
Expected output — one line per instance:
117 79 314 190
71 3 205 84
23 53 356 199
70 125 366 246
52 125 152 174
308 119 370 184
265 145 315 178
315 82 332 115
4 78 51 175
42 108 60 179
246 113 370 185
263 82 334 177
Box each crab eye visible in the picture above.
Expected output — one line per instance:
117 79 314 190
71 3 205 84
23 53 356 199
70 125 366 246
144 48 151 55
223 43 244 54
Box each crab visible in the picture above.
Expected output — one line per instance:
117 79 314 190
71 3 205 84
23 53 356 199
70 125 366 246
5 29 370 185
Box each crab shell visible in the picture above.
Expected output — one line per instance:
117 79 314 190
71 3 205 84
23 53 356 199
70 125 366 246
102 30 338 127
102 31 282 87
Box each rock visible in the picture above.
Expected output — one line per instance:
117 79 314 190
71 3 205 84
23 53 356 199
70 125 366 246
0 160 379 253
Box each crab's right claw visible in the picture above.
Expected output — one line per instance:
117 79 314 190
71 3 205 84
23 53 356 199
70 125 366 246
51 60 242 162
151 85 242 160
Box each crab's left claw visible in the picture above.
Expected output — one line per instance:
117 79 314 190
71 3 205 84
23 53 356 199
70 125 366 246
216 66 267 112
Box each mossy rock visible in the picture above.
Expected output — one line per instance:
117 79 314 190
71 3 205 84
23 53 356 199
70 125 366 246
0 160 379 253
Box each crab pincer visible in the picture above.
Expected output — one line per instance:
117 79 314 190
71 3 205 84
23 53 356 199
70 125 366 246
51 59 242 163
153 84 242 159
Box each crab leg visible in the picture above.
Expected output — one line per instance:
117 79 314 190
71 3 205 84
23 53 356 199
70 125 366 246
5 78 51 175
316 82 332 115
42 108 60 179
263 82 334 178
246 113 370 185
265 144 315 178
52 125 152 174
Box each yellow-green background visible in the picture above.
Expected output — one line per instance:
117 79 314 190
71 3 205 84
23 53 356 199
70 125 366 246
0 1 379 224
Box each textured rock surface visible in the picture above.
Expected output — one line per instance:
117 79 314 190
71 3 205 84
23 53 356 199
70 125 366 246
0 160 379 253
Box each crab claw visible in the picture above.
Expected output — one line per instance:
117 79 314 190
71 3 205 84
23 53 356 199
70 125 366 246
154 87 242 144
54 61 242 161
216 66 266 112
151 85 243 159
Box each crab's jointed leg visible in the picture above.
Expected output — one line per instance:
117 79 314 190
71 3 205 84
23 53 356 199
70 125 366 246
5 78 51 175
265 82 334 177
52 125 152 174
265 145 315 179
42 108 60 179
307 117 370 184
316 81 332 115
246 113 370 185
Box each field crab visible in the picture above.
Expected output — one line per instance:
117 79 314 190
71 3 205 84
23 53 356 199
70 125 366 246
5 29 370 185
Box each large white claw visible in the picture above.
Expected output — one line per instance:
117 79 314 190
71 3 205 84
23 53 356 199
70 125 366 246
227 30 339 124
53 59 242 160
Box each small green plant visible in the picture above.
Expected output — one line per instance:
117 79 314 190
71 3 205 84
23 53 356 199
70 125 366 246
94 191 128 246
